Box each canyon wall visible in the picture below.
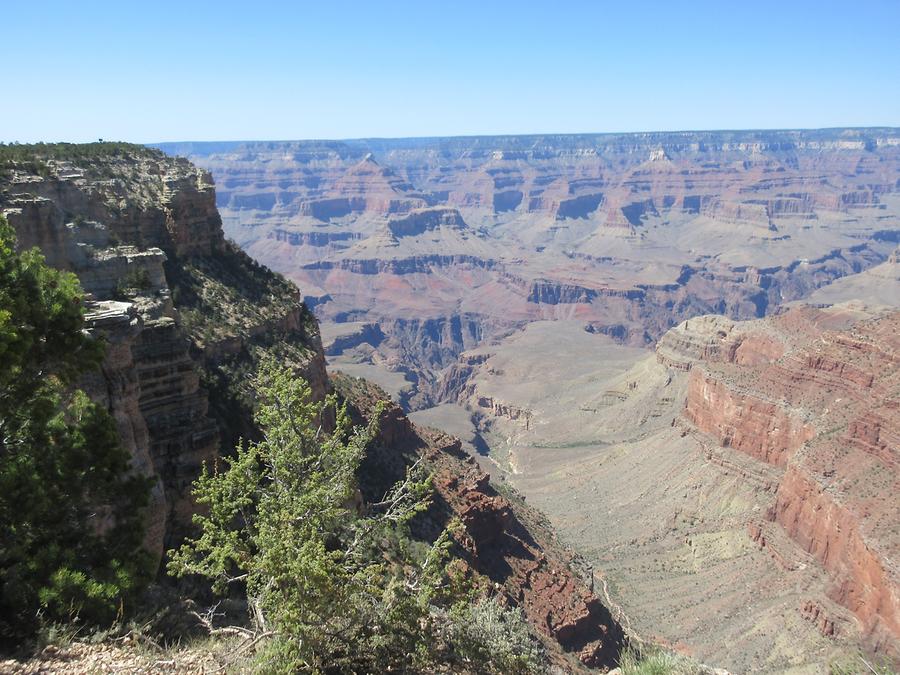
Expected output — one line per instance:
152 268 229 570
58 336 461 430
0 148 328 560
336 375 624 669
668 307 900 659
443 306 898 671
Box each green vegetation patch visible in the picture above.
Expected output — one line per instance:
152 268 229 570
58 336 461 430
166 241 322 449
169 360 544 673
0 216 152 649
618 646 706 675
168 241 312 347
0 141 162 180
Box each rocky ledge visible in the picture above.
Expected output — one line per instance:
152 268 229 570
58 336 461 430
336 374 625 669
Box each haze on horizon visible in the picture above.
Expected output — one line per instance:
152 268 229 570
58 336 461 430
2 0 899 143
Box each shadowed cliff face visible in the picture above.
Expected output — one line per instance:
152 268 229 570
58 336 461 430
159 129 900 411
0 147 328 564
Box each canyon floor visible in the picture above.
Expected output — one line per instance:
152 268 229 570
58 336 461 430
402 311 880 673
353 308 900 673
164 129 900 672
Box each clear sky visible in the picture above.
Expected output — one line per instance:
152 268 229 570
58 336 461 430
2 0 899 143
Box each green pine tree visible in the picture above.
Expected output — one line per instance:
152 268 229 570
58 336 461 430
168 358 544 672
0 215 152 647
168 360 453 670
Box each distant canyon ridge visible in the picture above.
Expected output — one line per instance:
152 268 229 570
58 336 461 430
157 129 900 409
157 129 900 671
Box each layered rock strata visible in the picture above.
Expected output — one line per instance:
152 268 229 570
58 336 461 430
445 308 898 670
0 147 327 556
162 129 900 411
668 307 900 659
2 147 627 670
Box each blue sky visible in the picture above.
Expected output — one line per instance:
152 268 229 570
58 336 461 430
2 0 898 142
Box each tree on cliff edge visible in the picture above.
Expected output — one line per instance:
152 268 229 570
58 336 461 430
0 215 152 648
168 360 449 670
168 360 543 672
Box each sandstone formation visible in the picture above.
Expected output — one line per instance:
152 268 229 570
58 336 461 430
681 306 900 657
144 130 900 670
10 137 893 669
80 301 167 561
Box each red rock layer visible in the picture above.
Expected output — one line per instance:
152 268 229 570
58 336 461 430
669 307 900 660
772 467 900 653
429 453 620 667
684 371 815 467
339 375 624 668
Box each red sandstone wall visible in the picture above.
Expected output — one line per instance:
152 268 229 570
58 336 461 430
683 370 815 467
772 467 900 655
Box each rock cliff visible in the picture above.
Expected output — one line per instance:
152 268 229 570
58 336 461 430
439 308 898 671
0 145 327 561
667 306 900 660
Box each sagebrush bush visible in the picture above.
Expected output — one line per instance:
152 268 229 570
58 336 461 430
618 645 704 675
445 597 544 674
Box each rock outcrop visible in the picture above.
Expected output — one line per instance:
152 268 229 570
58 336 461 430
81 301 167 562
684 371 816 467
0 146 327 558
386 207 468 237
467 306 898 670
336 374 624 669
299 154 429 218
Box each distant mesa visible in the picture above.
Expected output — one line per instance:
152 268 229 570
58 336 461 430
387 207 469 238
299 155 429 220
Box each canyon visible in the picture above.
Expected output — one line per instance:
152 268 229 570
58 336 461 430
0 146 623 669
159 129 900 409
3 132 896 670
158 129 900 671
